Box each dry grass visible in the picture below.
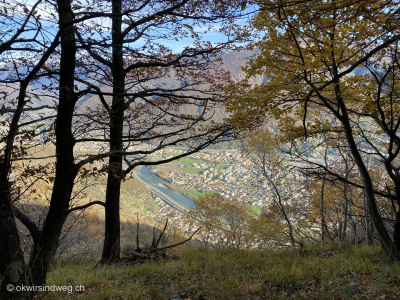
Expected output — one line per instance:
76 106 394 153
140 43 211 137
41 244 400 300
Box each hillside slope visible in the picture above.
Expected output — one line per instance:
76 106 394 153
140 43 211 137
43 245 400 300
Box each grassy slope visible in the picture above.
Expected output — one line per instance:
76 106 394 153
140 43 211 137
43 245 400 300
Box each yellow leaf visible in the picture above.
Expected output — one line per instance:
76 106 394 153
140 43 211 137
40 65 52 72
362 101 376 114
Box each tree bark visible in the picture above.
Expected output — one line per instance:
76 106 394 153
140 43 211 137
0 197 25 300
101 0 124 263
0 26 61 300
328 42 398 257
320 178 325 247
340 182 349 243
0 65 28 300
26 0 77 286
338 97 399 259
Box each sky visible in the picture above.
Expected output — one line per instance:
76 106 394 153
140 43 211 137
14 0 257 53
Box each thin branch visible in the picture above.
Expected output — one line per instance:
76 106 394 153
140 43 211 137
67 200 105 214
155 226 201 252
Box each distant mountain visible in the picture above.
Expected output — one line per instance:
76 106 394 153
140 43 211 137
75 50 262 149
9 51 259 149
221 50 263 85
77 50 260 111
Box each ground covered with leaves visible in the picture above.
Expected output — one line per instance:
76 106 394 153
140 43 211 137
40 244 400 300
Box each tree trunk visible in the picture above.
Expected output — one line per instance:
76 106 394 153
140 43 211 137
321 178 325 248
364 193 369 246
0 195 25 300
0 73 28 300
26 0 77 287
393 211 400 251
0 42 33 300
340 189 349 243
338 100 399 259
101 0 124 263
0 28 60 300
340 163 350 243
325 63 399 257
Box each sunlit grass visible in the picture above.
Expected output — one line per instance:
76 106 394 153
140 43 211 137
43 244 400 300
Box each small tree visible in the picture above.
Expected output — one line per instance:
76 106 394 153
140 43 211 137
243 129 300 247
73 0 252 262
188 193 252 249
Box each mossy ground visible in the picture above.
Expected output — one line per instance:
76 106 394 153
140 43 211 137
42 244 400 300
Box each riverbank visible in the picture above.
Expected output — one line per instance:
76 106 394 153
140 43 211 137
135 165 195 211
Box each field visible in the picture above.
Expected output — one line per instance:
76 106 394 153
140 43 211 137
179 167 205 174
179 157 205 166
155 161 179 175
216 164 229 170
182 189 204 199
248 205 261 216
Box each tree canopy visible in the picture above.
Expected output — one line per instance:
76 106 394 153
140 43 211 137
227 0 400 258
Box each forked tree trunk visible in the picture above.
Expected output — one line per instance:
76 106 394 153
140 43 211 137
337 95 399 259
27 0 77 287
0 24 61 300
0 70 28 300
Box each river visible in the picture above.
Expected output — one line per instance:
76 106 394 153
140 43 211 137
137 166 195 209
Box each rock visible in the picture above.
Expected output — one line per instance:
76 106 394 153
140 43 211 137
185 285 198 294
167 291 182 299
341 282 360 293
194 291 207 300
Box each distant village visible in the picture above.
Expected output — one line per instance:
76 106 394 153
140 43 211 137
144 148 310 246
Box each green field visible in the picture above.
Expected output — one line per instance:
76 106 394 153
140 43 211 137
248 205 261 216
182 189 204 199
179 167 204 174
180 157 204 166
216 164 229 170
